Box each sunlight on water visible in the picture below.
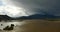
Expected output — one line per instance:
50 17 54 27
0 20 25 30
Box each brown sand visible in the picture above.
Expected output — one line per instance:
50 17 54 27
1 19 60 32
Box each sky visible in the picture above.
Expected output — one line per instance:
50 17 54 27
0 0 30 18
0 0 60 18
9 0 60 16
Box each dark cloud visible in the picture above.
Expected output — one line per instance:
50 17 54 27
0 0 59 18
9 0 60 16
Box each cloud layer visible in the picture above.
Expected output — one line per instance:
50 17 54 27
0 0 60 18
9 0 60 16
0 0 30 18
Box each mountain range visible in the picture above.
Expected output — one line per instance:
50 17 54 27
0 14 60 20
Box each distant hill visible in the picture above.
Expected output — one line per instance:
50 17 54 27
17 14 60 19
0 14 60 20
0 15 13 20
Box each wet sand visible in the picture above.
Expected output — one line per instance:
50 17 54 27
0 19 60 32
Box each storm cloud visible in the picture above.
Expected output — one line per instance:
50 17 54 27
0 0 60 18
8 0 60 16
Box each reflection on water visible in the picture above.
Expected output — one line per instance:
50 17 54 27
0 20 25 31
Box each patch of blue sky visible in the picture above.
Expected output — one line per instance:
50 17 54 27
0 0 4 6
